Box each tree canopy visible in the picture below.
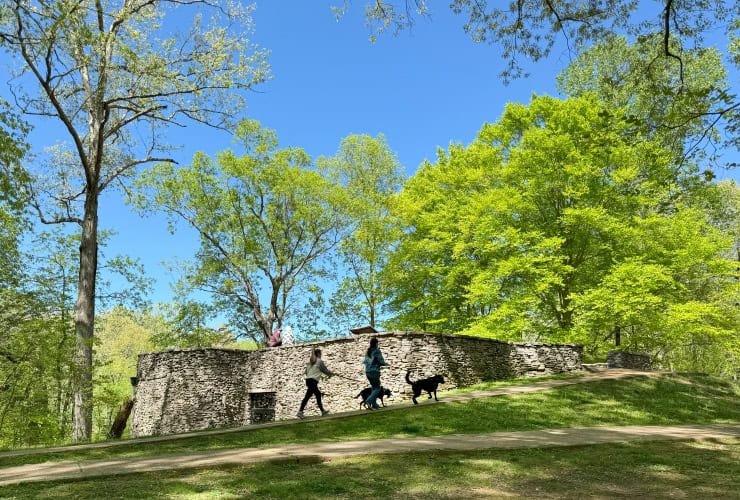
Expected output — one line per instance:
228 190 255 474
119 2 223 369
384 94 738 371
134 120 346 344
0 0 268 441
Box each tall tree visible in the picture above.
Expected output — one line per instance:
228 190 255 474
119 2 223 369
321 134 404 328
0 0 268 441
386 95 737 358
134 120 345 344
557 34 729 163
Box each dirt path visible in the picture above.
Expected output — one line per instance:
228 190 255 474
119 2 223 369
0 368 656 460
1 423 737 486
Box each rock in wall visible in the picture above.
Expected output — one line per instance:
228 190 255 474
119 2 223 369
131 332 582 437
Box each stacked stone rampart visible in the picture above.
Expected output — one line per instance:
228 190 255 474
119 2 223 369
607 350 652 371
131 332 583 437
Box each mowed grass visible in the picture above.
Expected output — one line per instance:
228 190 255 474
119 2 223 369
2 438 738 499
0 373 737 469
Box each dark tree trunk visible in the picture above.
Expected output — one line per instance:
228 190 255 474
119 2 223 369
72 188 99 442
108 398 134 439
615 326 621 346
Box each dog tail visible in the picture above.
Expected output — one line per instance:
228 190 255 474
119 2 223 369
405 369 414 385
354 391 363 399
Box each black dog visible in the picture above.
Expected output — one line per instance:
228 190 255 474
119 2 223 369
354 387 392 409
406 370 445 404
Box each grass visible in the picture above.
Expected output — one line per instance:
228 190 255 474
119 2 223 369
447 371 587 393
0 372 737 469
2 438 738 498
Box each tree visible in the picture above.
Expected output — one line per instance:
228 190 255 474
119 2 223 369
321 134 404 328
94 306 154 439
134 120 345 344
557 34 729 163
355 1 736 81
0 0 268 441
350 1 740 156
0 97 28 215
150 301 235 349
386 95 738 363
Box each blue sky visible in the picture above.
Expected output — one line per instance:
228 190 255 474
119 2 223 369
2 1 738 311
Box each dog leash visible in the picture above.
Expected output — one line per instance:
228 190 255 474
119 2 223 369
334 373 365 384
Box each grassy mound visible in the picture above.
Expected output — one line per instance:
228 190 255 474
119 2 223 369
0 372 737 469
2 439 738 498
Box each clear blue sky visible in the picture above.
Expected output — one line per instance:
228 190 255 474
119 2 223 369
2 1 738 309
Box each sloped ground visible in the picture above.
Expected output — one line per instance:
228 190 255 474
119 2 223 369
0 370 738 497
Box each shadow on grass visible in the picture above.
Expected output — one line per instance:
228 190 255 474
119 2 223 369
2 439 738 499
0 373 737 469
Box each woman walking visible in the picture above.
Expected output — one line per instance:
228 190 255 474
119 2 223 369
297 349 334 419
363 337 388 410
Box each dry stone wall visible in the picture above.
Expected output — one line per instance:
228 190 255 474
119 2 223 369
131 332 583 437
607 350 652 371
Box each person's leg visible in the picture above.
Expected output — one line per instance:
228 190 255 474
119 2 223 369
365 373 382 408
311 380 326 413
299 379 313 412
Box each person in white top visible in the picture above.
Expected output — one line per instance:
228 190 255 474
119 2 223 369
296 349 334 419
283 325 294 346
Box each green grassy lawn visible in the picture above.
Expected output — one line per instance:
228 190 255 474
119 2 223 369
0 372 737 469
448 371 588 393
2 438 738 499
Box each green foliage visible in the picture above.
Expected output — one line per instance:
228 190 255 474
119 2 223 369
1 0 270 441
359 1 735 82
0 98 29 214
150 301 236 350
320 134 404 329
93 307 155 439
133 120 346 343
557 34 729 161
386 94 738 374
0 230 76 448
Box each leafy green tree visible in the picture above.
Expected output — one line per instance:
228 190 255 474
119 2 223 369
350 1 740 156
93 306 154 438
321 134 404 328
386 95 737 369
557 35 729 163
150 301 235 350
134 120 345 344
0 97 29 215
383 141 499 332
0 0 269 441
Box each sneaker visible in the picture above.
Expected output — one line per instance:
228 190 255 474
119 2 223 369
321 410 330 416
370 404 381 410
296 411 304 419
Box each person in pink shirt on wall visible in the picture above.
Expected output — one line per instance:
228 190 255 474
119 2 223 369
268 327 282 347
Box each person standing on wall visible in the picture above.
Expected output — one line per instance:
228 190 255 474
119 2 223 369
363 337 388 410
283 325 295 346
268 327 282 347
297 349 334 419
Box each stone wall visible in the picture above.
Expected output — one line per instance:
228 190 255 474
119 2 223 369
131 332 583 437
607 350 652 371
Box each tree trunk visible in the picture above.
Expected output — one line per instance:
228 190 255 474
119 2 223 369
108 398 134 439
72 189 99 442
